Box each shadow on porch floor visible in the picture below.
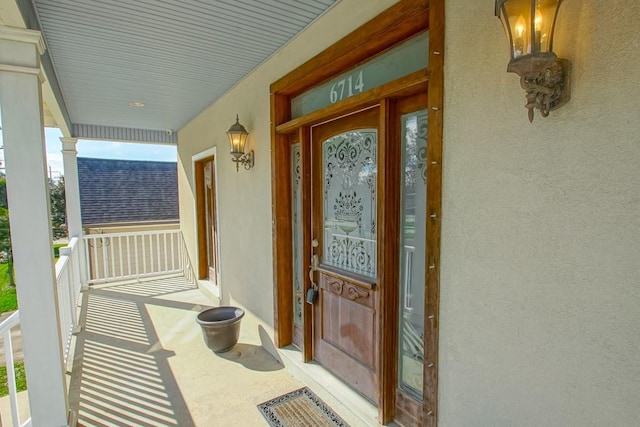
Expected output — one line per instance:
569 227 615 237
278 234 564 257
67 275 307 426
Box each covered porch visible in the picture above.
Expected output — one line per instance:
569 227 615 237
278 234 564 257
1 0 639 426
67 275 373 426
3 272 378 426
0 0 360 424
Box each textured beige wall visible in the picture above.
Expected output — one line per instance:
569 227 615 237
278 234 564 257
178 0 639 423
177 0 399 334
440 1 640 425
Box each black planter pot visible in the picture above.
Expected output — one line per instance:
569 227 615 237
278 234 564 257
196 306 245 353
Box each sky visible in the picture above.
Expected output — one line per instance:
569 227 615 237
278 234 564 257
0 126 177 179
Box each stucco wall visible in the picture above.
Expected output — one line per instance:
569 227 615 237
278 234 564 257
440 1 640 425
178 0 639 424
177 0 398 335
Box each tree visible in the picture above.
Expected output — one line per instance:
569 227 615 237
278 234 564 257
0 207 15 286
0 176 7 209
0 174 67 286
50 177 67 240
0 177 15 286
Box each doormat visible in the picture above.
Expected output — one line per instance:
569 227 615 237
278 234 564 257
257 387 350 427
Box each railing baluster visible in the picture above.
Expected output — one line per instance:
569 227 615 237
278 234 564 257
118 236 124 278
108 235 115 280
172 232 176 271
67 254 75 330
127 235 132 278
148 233 153 273
163 232 168 271
72 240 80 308
157 233 161 273
170 232 176 271
101 237 108 281
92 237 100 282
155 233 158 273
178 235 182 280
4 326 20 426
85 236 92 283
65 283 70 355
135 235 140 279
142 234 147 275
152 233 156 273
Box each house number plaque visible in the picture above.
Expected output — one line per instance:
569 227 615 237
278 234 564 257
329 71 365 104
291 31 429 118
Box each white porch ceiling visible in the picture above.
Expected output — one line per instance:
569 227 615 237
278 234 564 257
29 0 337 140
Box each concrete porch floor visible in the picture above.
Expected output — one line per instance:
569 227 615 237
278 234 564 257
67 276 379 426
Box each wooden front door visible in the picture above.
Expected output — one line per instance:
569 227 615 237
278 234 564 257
310 107 379 402
271 2 443 422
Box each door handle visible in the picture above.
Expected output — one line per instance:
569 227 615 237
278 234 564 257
307 254 319 305
308 254 318 282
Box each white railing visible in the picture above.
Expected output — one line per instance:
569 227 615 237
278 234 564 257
55 237 83 364
0 311 31 427
84 229 183 284
0 231 188 426
180 233 197 285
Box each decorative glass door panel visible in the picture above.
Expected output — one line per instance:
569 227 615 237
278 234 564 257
291 143 303 347
322 130 377 277
311 107 379 403
397 109 427 399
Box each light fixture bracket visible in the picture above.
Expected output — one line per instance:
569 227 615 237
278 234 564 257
507 52 571 122
232 150 254 172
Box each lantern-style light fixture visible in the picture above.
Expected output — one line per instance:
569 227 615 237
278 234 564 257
226 115 254 171
496 0 570 122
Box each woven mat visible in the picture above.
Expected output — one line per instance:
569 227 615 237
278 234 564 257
257 387 350 427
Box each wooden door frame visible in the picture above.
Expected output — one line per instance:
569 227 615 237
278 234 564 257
270 0 444 424
195 155 217 281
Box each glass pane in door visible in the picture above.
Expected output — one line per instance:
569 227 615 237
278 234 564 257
322 130 377 277
204 160 218 285
398 110 427 398
291 143 303 326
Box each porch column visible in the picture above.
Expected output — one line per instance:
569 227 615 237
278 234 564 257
61 137 88 286
0 26 69 426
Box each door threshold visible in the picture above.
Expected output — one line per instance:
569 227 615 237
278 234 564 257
196 279 221 304
279 346 400 427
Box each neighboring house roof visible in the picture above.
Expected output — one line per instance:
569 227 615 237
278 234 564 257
78 158 178 225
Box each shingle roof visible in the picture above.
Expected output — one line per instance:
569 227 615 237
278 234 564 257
77 158 178 225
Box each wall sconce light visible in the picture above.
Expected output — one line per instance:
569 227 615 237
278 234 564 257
496 0 570 122
226 115 254 171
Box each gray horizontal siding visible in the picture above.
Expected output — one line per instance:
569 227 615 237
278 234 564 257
72 124 177 144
